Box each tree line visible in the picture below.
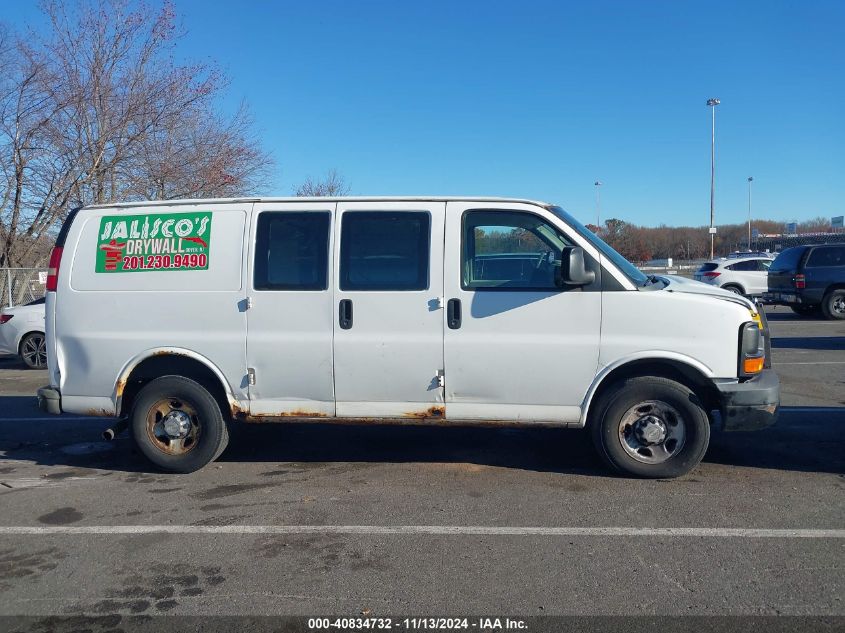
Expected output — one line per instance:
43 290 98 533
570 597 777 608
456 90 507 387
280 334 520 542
587 216 835 263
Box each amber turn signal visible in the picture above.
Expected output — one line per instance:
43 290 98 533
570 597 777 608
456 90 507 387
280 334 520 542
743 356 764 374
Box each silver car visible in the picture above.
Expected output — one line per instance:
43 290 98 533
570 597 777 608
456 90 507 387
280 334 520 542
0 297 47 369
694 256 774 297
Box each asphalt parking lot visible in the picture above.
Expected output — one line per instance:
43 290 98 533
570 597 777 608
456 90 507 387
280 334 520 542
0 306 843 622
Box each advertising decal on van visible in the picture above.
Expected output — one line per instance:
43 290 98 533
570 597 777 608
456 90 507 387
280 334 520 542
95 212 212 272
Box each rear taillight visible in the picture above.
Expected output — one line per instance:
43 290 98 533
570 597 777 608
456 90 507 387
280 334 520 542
0 314 12 324
703 271 721 279
46 246 63 292
793 273 805 289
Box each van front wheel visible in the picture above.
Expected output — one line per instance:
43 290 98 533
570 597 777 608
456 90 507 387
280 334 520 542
590 376 710 478
130 376 229 473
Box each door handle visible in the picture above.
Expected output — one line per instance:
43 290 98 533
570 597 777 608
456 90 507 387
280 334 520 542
339 299 353 329
447 298 462 329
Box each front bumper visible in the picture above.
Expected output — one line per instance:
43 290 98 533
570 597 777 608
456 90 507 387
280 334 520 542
715 369 780 431
37 385 62 415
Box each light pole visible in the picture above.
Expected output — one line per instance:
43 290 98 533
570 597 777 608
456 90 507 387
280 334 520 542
707 98 720 258
594 181 602 227
747 176 753 250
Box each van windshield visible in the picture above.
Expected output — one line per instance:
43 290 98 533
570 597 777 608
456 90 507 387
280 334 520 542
548 206 649 287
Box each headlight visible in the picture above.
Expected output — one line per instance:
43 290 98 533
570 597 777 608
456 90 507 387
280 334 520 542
739 322 764 376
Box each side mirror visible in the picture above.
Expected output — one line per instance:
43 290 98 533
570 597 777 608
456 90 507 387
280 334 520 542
556 246 596 287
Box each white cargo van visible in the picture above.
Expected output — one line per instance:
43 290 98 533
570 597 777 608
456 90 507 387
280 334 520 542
38 197 779 477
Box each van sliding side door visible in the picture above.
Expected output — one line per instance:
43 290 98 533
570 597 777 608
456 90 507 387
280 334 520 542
245 202 337 417
333 201 446 419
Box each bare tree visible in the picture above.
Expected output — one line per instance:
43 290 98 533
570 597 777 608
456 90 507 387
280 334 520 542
294 168 350 197
128 102 273 201
0 27 68 266
0 0 274 267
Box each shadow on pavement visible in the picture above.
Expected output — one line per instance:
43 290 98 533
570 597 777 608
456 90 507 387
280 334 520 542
0 355 36 370
1 396 843 477
707 406 845 474
0 394 603 476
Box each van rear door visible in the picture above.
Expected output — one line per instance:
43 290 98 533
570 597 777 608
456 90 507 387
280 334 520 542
246 202 336 417
59 203 247 416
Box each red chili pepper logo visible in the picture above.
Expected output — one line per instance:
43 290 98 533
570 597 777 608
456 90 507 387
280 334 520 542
183 236 208 248
99 239 126 271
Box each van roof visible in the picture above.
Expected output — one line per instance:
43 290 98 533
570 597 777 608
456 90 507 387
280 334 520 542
83 196 555 211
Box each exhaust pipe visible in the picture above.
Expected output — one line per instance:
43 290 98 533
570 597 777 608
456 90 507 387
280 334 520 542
102 418 129 441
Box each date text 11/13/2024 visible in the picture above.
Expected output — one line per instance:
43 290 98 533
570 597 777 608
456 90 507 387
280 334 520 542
307 617 528 630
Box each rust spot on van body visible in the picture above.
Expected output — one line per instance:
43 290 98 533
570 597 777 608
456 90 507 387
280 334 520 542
228 410 570 429
84 408 113 417
152 349 188 357
234 409 329 422
115 376 127 399
277 410 329 418
403 406 445 420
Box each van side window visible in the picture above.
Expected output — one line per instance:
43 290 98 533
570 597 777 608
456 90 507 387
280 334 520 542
340 212 430 291
462 210 572 290
254 212 331 290
807 246 844 268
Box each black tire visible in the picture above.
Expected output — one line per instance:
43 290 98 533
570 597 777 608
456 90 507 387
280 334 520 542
590 376 710 479
130 376 229 473
19 332 47 369
821 289 845 320
790 304 819 317
721 285 744 295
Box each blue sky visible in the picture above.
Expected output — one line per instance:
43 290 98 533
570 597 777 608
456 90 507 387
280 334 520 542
4 0 844 227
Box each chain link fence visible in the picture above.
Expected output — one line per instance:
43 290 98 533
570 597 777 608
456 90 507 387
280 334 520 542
0 268 49 310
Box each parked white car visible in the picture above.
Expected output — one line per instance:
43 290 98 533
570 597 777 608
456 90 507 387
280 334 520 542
0 297 47 369
693 256 774 297
38 197 779 478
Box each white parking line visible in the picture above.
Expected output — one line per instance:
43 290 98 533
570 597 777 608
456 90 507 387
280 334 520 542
0 525 843 538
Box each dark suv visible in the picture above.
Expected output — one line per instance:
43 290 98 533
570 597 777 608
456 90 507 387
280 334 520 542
765 243 845 319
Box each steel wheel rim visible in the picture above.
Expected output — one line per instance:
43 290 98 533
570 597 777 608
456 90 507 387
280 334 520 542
21 334 47 368
145 397 201 456
617 400 686 464
832 296 845 315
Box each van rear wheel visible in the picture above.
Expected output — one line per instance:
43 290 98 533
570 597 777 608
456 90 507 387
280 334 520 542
590 376 710 478
130 376 228 473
